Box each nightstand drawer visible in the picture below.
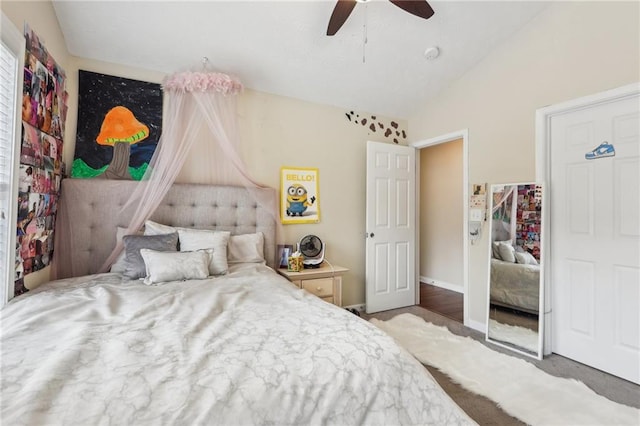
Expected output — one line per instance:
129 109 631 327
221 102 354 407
276 263 347 307
320 296 334 304
301 278 334 298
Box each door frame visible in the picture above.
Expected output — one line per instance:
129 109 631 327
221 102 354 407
411 129 470 328
535 82 640 355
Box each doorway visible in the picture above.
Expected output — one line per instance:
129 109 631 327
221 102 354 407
412 130 469 326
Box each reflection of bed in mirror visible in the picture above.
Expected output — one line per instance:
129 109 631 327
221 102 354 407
490 258 539 314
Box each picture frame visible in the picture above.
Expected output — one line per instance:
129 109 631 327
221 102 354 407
276 244 294 268
72 70 163 180
280 166 320 224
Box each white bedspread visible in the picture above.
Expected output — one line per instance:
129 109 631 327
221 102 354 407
1 264 473 425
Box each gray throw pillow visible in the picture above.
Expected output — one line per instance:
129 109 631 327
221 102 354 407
123 232 179 279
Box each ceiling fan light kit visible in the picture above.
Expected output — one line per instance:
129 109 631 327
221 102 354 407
327 0 435 36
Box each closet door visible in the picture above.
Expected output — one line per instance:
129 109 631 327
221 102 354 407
550 93 639 384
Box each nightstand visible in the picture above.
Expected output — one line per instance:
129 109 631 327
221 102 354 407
277 262 348 307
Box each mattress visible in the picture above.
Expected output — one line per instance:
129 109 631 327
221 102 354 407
1 264 474 425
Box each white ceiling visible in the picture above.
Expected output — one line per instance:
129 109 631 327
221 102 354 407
52 0 549 118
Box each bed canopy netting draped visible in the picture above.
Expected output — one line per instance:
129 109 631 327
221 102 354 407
53 69 280 279
491 185 517 243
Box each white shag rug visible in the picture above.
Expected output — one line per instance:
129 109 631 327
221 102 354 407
488 318 539 353
371 313 640 426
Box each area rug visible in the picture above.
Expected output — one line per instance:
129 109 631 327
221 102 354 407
488 318 538 353
370 313 640 426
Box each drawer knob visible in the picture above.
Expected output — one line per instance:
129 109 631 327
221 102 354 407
317 287 322 291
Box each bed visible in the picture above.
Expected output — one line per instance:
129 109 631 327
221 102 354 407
489 258 540 314
1 179 474 425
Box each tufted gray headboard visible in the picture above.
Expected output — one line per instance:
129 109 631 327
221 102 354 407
57 179 278 277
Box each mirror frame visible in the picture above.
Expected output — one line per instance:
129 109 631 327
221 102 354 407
485 182 545 360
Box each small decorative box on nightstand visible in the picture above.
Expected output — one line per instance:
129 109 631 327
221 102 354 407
277 262 348 307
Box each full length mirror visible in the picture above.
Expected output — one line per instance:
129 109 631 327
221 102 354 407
487 183 544 359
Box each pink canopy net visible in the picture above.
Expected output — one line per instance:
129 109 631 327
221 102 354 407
53 69 279 278
491 185 516 242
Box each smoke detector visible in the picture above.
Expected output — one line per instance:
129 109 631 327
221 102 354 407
424 46 440 60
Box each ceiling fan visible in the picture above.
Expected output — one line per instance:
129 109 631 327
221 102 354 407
327 0 435 36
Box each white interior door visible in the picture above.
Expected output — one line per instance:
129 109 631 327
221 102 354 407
550 93 639 384
365 141 416 314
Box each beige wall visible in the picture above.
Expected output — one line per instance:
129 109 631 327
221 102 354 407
408 1 640 327
238 90 408 306
419 139 463 289
3 1 406 304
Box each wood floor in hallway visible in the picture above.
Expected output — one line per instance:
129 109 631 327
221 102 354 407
419 282 463 323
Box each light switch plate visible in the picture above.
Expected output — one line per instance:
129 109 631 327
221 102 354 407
470 209 483 222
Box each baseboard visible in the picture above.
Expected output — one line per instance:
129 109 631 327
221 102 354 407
344 303 365 313
466 318 486 334
420 276 463 294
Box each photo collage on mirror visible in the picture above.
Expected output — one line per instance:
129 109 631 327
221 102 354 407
514 184 542 262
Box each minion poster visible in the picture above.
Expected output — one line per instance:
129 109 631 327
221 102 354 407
280 167 320 224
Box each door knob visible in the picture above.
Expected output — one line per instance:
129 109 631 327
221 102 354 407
369 233 375 238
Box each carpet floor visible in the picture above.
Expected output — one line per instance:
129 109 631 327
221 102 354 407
362 305 640 425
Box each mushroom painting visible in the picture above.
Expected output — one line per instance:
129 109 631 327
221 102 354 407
72 71 162 180
96 106 149 180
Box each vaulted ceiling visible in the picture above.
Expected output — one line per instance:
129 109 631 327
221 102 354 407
52 1 549 118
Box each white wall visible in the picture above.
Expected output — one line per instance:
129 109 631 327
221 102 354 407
408 1 640 327
419 139 463 290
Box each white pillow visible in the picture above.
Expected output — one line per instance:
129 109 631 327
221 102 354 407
228 232 265 264
140 249 210 285
498 242 516 263
515 251 539 265
144 220 176 236
492 239 512 260
177 228 231 275
144 220 231 275
111 226 141 273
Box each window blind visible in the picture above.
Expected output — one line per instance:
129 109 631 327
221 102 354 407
0 41 18 306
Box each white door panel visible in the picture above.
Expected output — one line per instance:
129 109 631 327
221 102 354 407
366 141 416 314
615 266 640 350
616 158 640 238
551 94 640 384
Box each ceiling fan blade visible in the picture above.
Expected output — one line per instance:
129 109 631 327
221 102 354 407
327 0 358 36
388 0 435 20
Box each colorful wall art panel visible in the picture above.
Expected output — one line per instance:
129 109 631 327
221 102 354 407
72 70 163 180
515 184 542 261
15 24 69 293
